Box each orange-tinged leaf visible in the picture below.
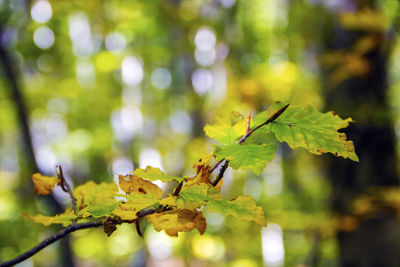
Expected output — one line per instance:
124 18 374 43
184 165 212 188
119 174 163 199
23 208 77 226
147 209 206 237
32 173 61 195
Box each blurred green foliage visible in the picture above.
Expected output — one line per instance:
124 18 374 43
1 0 400 266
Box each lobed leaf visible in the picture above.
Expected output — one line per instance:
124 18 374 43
32 173 60 195
253 104 359 161
214 143 277 175
147 209 206 237
208 196 266 226
132 166 183 182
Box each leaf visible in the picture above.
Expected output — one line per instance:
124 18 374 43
112 193 160 220
184 165 212 188
73 181 119 218
118 174 163 199
32 173 60 195
147 209 206 237
24 208 77 226
254 104 359 161
214 143 277 175
208 196 266 226
204 112 247 145
159 194 177 206
104 218 118 237
177 183 220 209
132 166 183 182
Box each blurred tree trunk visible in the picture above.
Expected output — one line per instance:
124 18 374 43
321 1 400 266
0 25 75 267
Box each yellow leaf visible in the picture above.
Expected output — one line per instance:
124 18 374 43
192 152 214 170
147 209 206 237
23 208 77 226
32 173 61 195
159 194 177 206
73 181 119 217
112 193 160 220
119 174 163 199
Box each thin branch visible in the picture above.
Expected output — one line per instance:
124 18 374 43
238 104 289 144
0 222 103 267
211 104 290 186
210 159 223 173
212 160 229 186
56 165 77 214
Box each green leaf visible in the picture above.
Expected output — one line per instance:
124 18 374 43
132 166 184 182
214 143 276 175
254 104 359 161
177 183 220 209
204 112 247 145
208 196 266 226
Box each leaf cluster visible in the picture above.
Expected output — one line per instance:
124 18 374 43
24 103 358 237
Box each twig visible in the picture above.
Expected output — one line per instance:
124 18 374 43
56 165 77 214
211 104 290 186
238 104 289 144
0 222 103 267
212 160 229 186
210 159 223 173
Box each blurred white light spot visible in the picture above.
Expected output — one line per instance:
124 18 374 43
169 111 192 134
147 230 173 260
68 13 94 57
36 145 57 174
191 69 213 95
112 157 134 175
194 48 216 67
215 43 229 62
151 68 172 89
47 98 69 114
37 54 53 72
194 27 216 51
121 56 143 86
122 87 142 106
263 162 283 195
111 105 143 142
105 32 126 53
262 224 285 267
139 148 162 170
31 0 52 23
76 60 95 87
243 179 262 199
33 26 54 49
220 0 236 8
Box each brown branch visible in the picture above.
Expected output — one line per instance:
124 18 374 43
211 104 290 186
0 222 103 267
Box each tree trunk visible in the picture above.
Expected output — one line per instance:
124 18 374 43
321 2 400 266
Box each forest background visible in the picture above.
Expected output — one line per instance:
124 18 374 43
1 0 400 266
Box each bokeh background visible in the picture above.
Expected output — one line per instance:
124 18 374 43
1 0 400 266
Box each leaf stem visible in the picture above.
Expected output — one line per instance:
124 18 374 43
0 222 103 267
